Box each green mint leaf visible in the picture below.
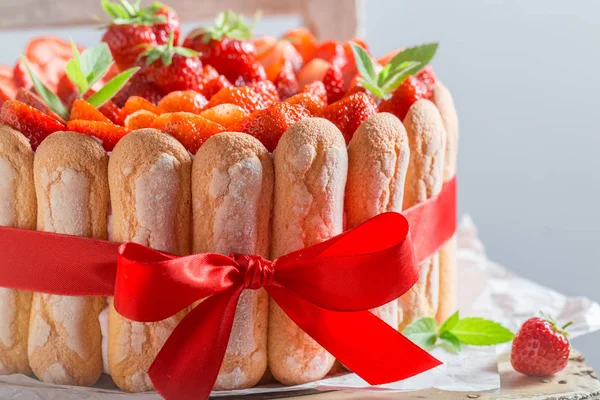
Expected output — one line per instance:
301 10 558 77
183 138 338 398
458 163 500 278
403 317 438 349
450 317 514 346
80 43 113 88
65 59 89 95
440 331 462 354
118 0 137 16
380 61 420 93
351 42 377 85
173 47 199 58
87 67 139 108
358 79 388 100
21 56 68 119
70 40 82 70
387 42 439 79
439 311 460 335
378 63 391 85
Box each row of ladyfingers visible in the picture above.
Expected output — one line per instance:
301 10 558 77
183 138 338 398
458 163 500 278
0 81 457 392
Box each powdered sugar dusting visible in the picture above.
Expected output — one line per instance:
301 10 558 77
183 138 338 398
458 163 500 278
133 154 179 253
50 296 93 359
0 288 16 348
212 157 263 255
98 305 109 374
0 157 17 226
225 291 258 357
215 366 246 389
125 370 153 392
41 363 72 385
28 315 50 352
41 168 91 235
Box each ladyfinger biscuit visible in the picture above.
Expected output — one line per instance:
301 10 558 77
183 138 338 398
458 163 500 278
432 81 459 323
269 118 347 385
397 100 446 331
108 128 191 392
29 131 108 386
192 132 273 390
345 113 410 329
0 125 36 375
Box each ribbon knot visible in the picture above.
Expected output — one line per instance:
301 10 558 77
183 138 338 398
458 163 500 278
231 253 274 289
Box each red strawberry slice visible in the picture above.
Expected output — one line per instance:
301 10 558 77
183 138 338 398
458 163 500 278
0 66 17 105
0 100 66 150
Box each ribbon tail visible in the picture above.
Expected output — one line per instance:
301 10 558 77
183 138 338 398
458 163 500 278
268 285 442 385
148 287 243 400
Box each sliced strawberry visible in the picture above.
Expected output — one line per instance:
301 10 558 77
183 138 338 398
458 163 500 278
56 74 79 108
312 40 347 69
124 110 158 130
14 37 78 92
70 99 112 123
297 58 330 87
377 49 401 66
257 40 302 74
273 61 299 100
158 90 208 114
282 27 317 63
284 92 326 116
0 100 66 150
14 88 66 124
232 102 311 151
67 120 129 151
321 92 377 143
98 101 121 125
234 61 267 86
151 112 226 153
322 64 345 104
0 73 19 105
199 104 248 129
112 77 163 107
206 86 267 113
299 81 328 105
117 96 163 125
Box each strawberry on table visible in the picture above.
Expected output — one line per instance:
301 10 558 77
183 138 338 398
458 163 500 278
70 99 112 123
321 91 377 143
0 100 65 150
67 119 129 151
101 0 179 70
232 102 311 151
158 90 207 114
151 112 227 153
511 316 572 377
183 11 260 85
206 86 267 113
284 92 326 116
137 33 202 93
282 27 317 64
124 109 158 130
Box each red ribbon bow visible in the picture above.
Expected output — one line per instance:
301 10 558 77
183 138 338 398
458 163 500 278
0 177 456 400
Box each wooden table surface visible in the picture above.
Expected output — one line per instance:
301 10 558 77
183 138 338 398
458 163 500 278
236 351 600 400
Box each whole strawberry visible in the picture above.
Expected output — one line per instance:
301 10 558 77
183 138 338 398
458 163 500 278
138 33 202 93
101 0 179 70
183 11 259 85
322 92 377 143
511 316 571 377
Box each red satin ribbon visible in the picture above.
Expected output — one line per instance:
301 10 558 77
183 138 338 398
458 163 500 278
0 177 456 400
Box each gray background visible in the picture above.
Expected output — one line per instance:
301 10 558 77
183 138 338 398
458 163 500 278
1 0 598 368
